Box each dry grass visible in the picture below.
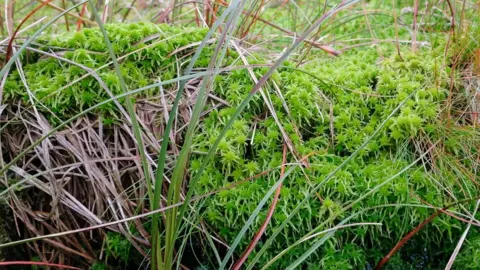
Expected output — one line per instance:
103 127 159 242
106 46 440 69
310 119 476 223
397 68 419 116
1 0 480 269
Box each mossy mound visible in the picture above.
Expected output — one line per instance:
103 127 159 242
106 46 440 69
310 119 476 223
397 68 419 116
3 23 479 269
4 22 211 124
192 47 478 268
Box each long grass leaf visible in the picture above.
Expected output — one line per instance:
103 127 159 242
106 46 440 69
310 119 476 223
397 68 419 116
150 1 244 268
164 1 247 267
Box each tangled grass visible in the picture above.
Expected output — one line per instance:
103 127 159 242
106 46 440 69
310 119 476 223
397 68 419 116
1 0 480 269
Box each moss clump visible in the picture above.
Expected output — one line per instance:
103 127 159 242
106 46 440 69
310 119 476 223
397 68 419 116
4 22 479 269
4 23 210 123
191 46 478 268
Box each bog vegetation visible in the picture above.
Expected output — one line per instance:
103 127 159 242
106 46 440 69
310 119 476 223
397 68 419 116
1 0 480 269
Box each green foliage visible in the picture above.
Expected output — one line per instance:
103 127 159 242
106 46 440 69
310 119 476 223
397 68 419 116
190 44 479 269
90 262 107 270
4 23 210 123
454 235 480 269
105 232 131 262
4 20 479 269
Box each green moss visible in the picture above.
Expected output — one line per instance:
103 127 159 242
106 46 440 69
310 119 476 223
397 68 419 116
4 21 479 269
190 45 478 268
4 23 211 124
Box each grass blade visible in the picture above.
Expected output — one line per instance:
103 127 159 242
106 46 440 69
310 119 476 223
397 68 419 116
150 1 244 268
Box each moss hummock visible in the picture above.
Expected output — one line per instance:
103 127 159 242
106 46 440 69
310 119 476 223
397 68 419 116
3 22 479 269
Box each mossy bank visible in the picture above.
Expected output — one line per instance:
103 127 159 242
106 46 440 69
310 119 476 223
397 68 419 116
2 22 480 269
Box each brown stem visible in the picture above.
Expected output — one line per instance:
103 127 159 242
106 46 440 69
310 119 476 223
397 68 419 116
0 261 81 269
231 144 288 270
375 196 480 269
77 3 88 31
5 0 55 63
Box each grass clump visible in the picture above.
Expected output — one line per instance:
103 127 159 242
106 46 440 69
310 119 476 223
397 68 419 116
1 1 479 267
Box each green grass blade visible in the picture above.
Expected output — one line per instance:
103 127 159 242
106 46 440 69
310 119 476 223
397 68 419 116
150 1 244 268
163 1 247 267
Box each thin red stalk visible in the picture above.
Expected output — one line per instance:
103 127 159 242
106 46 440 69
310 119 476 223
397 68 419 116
0 261 81 269
239 0 265 39
76 2 88 31
375 208 444 269
5 0 54 63
231 144 288 270
120 0 138 22
216 0 339 56
253 0 289 40
375 196 480 269
445 0 456 40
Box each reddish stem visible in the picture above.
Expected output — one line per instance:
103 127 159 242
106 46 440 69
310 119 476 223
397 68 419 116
375 208 443 270
76 3 88 31
5 0 54 63
231 144 288 270
375 196 480 269
216 0 339 56
0 261 81 269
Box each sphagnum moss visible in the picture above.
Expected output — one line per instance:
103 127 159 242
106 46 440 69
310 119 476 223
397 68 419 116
3 22 479 269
